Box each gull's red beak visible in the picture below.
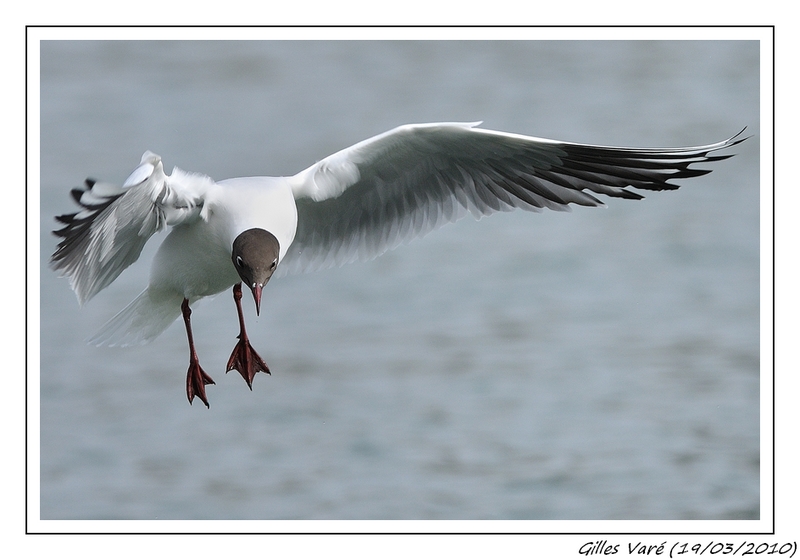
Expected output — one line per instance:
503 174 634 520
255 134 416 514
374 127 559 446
250 284 263 316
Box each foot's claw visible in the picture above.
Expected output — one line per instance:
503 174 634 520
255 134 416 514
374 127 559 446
186 361 215 408
226 337 270 390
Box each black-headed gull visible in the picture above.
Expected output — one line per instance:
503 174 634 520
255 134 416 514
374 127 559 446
50 122 746 407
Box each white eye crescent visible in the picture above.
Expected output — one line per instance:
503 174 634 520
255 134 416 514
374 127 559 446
236 256 243 267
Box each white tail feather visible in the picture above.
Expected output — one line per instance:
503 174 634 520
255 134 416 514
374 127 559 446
88 288 183 347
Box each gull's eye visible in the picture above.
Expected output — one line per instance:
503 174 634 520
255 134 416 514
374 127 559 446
269 259 277 271
236 256 243 267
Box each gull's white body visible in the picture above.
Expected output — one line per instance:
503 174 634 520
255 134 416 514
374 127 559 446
93 174 298 345
151 177 297 300
51 122 745 349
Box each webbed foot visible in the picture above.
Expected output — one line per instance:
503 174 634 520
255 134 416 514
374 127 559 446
186 359 215 407
226 337 270 389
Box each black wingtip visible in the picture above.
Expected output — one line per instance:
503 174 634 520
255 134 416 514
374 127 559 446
70 188 84 204
726 126 751 147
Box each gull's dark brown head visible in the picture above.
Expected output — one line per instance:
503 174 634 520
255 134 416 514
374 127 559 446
231 228 280 315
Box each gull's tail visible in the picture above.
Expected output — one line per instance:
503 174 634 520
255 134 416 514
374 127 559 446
88 287 183 347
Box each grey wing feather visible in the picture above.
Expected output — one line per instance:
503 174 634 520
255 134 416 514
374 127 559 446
51 183 165 305
50 152 208 305
279 122 747 276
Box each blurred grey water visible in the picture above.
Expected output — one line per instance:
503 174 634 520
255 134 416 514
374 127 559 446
38 40 760 521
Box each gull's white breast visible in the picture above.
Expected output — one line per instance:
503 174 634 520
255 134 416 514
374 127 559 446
149 177 298 301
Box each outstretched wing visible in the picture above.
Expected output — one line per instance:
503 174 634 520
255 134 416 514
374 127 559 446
51 151 212 305
279 122 747 276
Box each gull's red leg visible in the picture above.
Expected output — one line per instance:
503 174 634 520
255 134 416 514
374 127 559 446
226 282 270 389
182 298 215 407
